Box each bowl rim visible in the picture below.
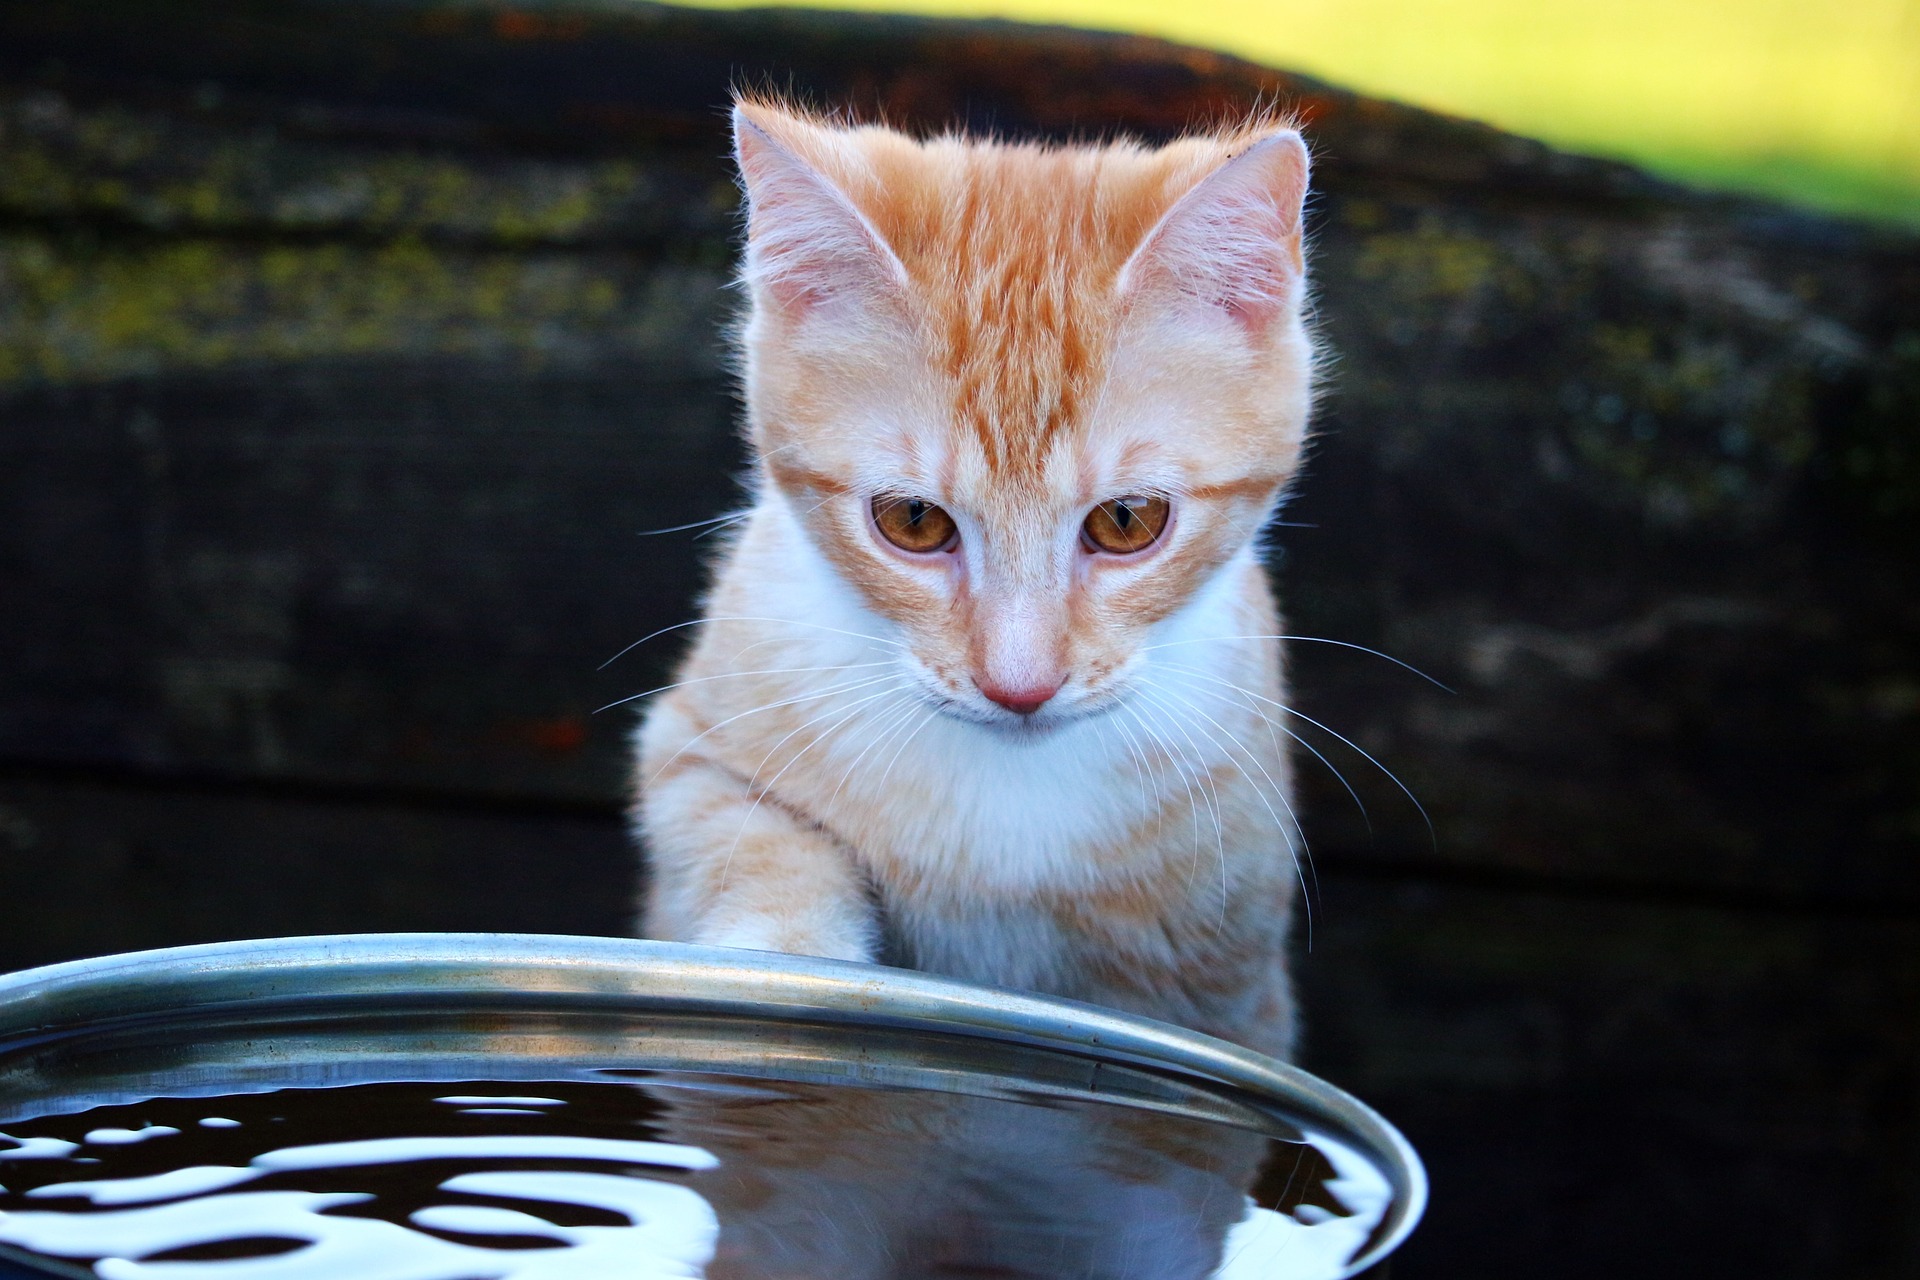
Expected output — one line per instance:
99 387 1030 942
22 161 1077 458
0 932 1426 1276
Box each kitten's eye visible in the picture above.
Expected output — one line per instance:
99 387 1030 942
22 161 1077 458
872 496 958 554
1083 495 1171 555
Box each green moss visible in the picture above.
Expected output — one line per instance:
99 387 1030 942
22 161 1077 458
0 94 669 243
1832 330 1920 522
0 232 728 386
1354 222 1505 303
1566 321 1823 524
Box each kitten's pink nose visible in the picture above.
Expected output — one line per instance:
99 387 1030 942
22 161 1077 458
977 676 1065 716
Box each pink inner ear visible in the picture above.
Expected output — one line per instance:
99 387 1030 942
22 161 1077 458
733 109 905 320
1122 132 1310 336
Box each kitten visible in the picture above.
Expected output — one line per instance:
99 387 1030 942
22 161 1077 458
634 98 1315 1059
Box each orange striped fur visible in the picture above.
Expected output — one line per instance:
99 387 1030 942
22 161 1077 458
634 98 1316 1057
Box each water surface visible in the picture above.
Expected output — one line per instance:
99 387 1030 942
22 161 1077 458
1 1074 1391 1279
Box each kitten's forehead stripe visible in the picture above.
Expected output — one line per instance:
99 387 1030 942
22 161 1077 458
836 136 1228 473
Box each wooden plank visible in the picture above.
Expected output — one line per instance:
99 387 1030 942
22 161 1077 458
0 84 737 248
0 0 1914 906
0 355 740 803
1282 192 1920 906
0 773 633 973
1294 871 1920 1279
0 0 1678 201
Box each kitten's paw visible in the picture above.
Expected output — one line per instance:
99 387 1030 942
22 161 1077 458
691 916 875 965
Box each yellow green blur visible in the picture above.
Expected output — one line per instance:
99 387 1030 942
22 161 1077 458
678 0 1920 226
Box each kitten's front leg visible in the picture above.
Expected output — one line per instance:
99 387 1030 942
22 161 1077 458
637 754 878 964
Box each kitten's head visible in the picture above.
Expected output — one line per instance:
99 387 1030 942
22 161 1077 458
732 98 1314 731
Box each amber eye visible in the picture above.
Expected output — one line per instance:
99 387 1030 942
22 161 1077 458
872 495 958 554
1082 495 1171 555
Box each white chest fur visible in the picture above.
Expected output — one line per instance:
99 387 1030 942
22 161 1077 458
720 515 1282 898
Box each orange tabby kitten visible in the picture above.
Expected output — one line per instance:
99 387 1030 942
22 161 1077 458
635 99 1314 1058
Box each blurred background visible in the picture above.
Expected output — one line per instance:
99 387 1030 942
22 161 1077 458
0 1 1915 1277
690 0 1920 225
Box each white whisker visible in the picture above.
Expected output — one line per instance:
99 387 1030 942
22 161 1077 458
1139 676 1315 945
593 660 897 715
824 691 924 809
720 682 908 888
1156 659 1371 833
646 671 907 785
1131 689 1228 908
600 615 906 672
1117 700 1202 885
1161 660 1436 849
1135 686 1246 930
741 682 912 799
874 703 941 794
1100 699 1155 815
1141 677 1307 851
636 510 751 537
1139 634 1453 692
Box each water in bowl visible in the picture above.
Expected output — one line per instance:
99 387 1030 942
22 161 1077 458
1 1072 1391 1279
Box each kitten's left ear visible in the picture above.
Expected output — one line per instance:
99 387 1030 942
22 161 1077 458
1118 131 1310 340
732 105 910 324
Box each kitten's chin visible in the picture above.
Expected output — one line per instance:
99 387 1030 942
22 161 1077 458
940 693 1117 741
934 703 1060 739
983 712 1069 741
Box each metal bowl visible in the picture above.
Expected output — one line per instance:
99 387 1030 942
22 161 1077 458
0 934 1424 1278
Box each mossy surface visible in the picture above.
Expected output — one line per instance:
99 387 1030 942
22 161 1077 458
0 0 1912 890
0 232 729 385
0 89 737 244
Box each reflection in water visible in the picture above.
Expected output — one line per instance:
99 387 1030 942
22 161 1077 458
657 1073 1258 1279
1214 1142 1391 1280
0 1076 1390 1279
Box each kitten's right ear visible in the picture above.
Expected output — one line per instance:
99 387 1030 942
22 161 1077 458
732 105 907 321
1118 130 1311 341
